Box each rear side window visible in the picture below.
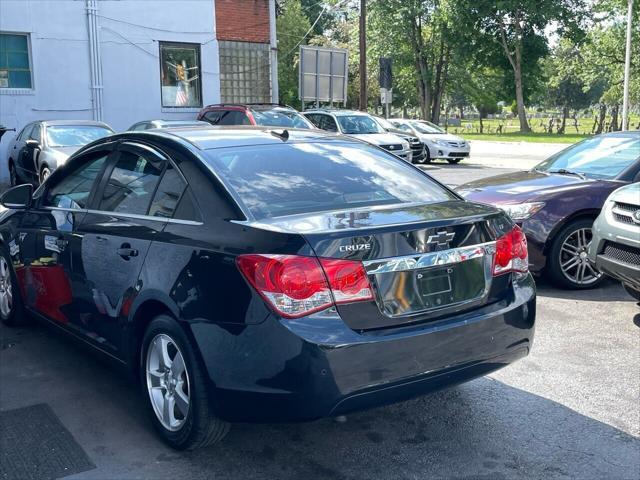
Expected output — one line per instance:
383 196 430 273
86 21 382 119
318 115 338 132
203 110 250 126
205 142 456 219
99 151 163 214
44 152 108 209
149 166 186 218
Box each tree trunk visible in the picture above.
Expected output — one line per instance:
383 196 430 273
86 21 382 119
459 106 464 119
610 104 619 131
558 106 568 134
595 104 607 134
479 110 484 133
572 113 580 133
513 49 530 133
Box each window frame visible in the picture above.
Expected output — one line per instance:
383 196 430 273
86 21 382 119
158 41 203 109
39 146 115 211
0 32 34 91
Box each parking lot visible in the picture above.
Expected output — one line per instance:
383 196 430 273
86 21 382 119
1 160 639 480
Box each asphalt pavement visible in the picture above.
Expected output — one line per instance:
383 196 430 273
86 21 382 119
1 160 639 480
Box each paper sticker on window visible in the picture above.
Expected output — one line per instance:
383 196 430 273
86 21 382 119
0 70 8 88
44 235 61 253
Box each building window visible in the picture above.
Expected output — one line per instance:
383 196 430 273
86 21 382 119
159 42 202 108
0 33 32 89
219 41 270 104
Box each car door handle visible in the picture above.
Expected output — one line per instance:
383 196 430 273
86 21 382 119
116 244 138 260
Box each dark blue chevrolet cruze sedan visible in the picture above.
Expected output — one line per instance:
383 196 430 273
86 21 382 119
0 126 535 449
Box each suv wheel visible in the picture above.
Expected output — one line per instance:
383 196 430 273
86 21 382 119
0 248 26 326
547 218 604 289
141 315 230 449
623 284 640 302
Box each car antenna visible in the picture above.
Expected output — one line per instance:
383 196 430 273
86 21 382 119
269 129 289 142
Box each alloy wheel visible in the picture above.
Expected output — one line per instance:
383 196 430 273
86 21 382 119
0 257 14 319
146 334 190 431
558 227 602 286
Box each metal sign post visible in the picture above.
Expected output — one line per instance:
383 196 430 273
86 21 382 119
379 57 393 118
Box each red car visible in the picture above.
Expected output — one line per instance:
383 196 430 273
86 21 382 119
197 103 315 129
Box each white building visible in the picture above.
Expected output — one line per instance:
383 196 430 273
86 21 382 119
0 0 278 181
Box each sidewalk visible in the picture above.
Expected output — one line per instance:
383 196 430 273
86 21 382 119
466 140 571 170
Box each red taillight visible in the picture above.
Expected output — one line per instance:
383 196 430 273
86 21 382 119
236 254 373 319
493 226 529 276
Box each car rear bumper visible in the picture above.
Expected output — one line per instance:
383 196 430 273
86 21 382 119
192 274 535 423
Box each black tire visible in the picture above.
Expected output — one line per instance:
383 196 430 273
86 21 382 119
547 218 605 290
140 314 230 450
623 284 640 302
414 147 430 164
0 246 27 327
447 158 462 164
39 165 51 185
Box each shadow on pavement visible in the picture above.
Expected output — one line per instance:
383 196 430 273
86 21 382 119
1 319 638 480
535 277 635 303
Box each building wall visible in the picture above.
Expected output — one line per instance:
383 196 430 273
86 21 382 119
0 0 223 182
215 0 270 43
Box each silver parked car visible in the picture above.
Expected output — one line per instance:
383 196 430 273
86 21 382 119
389 119 470 164
303 109 412 162
588 182 640 301
6 120 114 185
127 119 210 131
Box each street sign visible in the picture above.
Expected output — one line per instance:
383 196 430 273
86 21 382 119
380 88 393 104
299 46 348 105
379 57 392 89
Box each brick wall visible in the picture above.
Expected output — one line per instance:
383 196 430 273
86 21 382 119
215 0 270 43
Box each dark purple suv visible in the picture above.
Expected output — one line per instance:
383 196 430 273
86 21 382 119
457 132 640 289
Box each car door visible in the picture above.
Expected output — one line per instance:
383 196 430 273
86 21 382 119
68 141 168 357
16 146 114 333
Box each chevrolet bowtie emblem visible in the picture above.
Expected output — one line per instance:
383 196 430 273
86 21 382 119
426 230 455 247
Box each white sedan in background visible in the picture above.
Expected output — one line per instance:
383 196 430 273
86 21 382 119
389 119 470 164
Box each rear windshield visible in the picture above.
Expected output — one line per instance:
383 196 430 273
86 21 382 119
46 126 113 147
252 109 313 129
205 142 456 219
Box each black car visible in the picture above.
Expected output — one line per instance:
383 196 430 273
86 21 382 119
6 120 115 185
372 115 427 163
0 127 536 450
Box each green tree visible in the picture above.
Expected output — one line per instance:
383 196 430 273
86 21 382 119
276 0 313 107
456 0 588 132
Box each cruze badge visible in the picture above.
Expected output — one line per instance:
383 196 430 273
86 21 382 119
633 209 640 225
340 243 372 253
426 230 455 247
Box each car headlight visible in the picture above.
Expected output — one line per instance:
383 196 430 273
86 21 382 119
499 202 546 221
432 139 448 147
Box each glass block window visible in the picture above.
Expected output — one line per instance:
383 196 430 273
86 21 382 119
0 33 33 89
219 41 270 103
159 41 202 108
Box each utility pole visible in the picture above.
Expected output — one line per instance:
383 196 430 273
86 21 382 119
621 0 634 130
359 0 367 111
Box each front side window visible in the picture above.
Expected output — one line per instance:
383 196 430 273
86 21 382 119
160 42 202 108
46 126 113 147
0 33 32 89
336 115 383 135
536 134 640 179
205 142 456 219
99 151 164 214
44 153 108 209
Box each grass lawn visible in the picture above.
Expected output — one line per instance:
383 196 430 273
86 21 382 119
460 132 590 144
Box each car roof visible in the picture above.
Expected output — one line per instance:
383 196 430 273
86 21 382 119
152 120 209 126
114 125 362 151
304 109 371 117
39 119 113 129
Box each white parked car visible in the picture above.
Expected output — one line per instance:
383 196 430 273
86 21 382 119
303 109 412 162
389 119 470 164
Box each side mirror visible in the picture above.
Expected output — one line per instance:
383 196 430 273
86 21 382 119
0 184 33 209
25 139 40 149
